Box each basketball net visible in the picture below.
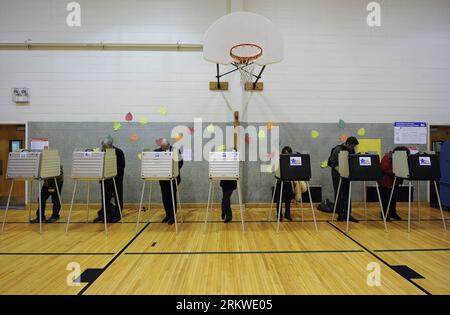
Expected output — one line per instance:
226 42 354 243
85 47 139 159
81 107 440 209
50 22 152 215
229 44 262 88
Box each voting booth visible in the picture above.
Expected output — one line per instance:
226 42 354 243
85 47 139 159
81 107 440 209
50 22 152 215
268 154 318 233
391 151 446 232
331 151 387 232
135 150 183 234
2 150 62 234
65 148 123 236
204 152 244 232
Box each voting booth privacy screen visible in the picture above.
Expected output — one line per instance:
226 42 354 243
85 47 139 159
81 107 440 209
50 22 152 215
7 150 61 179
408 154 440 180
71 149 117 179
279 154 311 181
209 152 240 179
141 151 178 179
348 154 382 181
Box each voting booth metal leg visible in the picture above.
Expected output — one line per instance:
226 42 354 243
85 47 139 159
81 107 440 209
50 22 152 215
408 181 412 232
211 181 216 214
65 180 78 234
28 180 33 221
147 181 153 223
204 180 213 232
363 181 367 222
331 178 342 223
375 182 388 232
237 180 245 233
300 191 304 222
306 182 318 232
345 181 352 233
136 181 146 233
112 177 123 223
417 181 421 223
276 181 284 233
54 177 64 221
170 180 178 235
433 180 447 231
37 179 43 234
86 181 90 223
1 180 14 233
101 180 108 236
386 177 397 219
175 180 183 223
267 180 277 221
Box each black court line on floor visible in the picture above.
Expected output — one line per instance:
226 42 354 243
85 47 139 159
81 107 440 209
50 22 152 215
0 252 114 256
327 221 431 295
125 249 364 255
77 221 151 295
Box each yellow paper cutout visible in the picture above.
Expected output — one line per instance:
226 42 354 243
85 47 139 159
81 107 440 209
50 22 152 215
138 116 149 124
113 122 122 131
137 153 142 160
258 130 266 138
93 147 100 153
357 139 382 157
320 160 328 168
158 107 167 115
218 144 226 152
311 130 319 139
207 123 215 133
357 128 366 136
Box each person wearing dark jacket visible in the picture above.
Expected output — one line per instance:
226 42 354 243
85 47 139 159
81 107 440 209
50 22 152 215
328 136 359 222
30 165 64 224
274 146 294 221
377 146 410 221
155 139 183 225
94 136 125 223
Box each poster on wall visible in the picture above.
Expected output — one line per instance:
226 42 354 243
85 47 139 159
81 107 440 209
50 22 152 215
30 138 49 150
394 122 427 145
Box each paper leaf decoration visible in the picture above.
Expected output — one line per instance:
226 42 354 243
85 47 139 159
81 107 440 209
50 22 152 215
266 122 274 130
218 144 226 152
207 124 215 133
125 112 133 122
138 116 149 124
158 107 167 115
130 133 139 142
357 128 366 136
320 160 328 168
93 147 100 153
338 119 345 129
188 127 195 135
311 130 320 139
245 135 251 144
174 133 183 142
113 122 122 131
137 153 142 160
258 130 266 138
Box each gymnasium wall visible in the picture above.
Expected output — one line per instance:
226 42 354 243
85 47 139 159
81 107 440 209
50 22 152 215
0 0 449 124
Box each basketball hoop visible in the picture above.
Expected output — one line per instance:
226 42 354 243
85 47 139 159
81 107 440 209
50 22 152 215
230 43 263 86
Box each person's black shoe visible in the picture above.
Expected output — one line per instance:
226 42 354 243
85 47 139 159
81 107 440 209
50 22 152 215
277 214 283 222
46 216 60 223
284 214 293 221
224 214 232 223
390 213 402 221
336 216 345 222
167 219 175 225
30 217 45 224
348 216 359 223
162 216 169 223
93 216 103 223
221 211 226 220
110 217 121 223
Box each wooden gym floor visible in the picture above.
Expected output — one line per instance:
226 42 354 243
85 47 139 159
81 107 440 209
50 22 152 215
0 202 449 295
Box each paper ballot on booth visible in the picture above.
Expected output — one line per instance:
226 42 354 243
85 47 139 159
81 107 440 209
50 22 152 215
209 152 240 179
141 151 174 179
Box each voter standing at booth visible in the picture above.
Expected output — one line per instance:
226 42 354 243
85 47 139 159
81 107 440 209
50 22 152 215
328 136 359 222
93 136 125 223
378 146 410 221
30 165 64 224
155 139 183 225
274 146 294 221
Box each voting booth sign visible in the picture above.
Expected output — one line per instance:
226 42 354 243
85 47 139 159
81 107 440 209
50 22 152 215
279 154 311 181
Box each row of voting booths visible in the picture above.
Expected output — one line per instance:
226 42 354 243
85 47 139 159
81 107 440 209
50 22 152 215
1 148 447 235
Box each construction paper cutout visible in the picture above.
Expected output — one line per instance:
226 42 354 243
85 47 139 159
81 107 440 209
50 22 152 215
258 130 266 138
125 112 133 122
357 139 381 157
266 122 274 130
311 130 319 139
266 152 275 160
321 160 328 168
338 119 345 129
138 116 149 124
174 133 183 142
155 138 163 146
266 165 273 173
357 128 366 136
339 134 348 143
113 122 122 131
245 135 251 144
130 133 139 142
218 144 226 152
137 153 142 160
207 124 215 133
158 107 167 115
93 147 100 153
188 127 195 135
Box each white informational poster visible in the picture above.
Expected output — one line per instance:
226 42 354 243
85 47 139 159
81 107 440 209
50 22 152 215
31 138 49 150
394 122 427 144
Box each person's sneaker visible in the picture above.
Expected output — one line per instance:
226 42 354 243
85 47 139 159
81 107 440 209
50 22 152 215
30 217 45 224
349 216 359 223
46 216 60 223
390 213 402 221
167 219 175 225
284 214 293 221
93 216 103 223
162 216 169 223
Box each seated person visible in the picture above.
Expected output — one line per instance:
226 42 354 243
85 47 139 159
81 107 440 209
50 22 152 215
30 165 64 224
378 146 410 221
